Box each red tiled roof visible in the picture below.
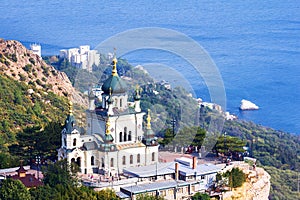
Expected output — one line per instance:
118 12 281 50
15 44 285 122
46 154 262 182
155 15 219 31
10 174 43 188
16 165 27 173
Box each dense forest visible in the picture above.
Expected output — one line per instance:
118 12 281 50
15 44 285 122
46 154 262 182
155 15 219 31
0 74 69 168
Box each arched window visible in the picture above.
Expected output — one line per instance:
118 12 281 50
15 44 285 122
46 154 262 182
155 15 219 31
115 98 118 107
137 154 140 163
152 152 155 161
76 157 81 167
101 158 104 167
130 155 133 164
91 156 94 165
128 131 132 141
73 138 76 146
124 132 127 142
110 158 114 167
119 132 123 142
124 127 127 142
122 156 126 165
120 98 123 107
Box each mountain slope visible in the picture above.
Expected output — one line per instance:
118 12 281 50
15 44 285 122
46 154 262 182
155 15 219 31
0 73 69 167
0 39 86 105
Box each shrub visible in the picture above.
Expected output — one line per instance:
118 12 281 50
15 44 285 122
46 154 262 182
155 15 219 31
4 60 10 66
45 84 53 90
51 70 57 76
11 53 17 62
41 65 47 70
23 64 32 72
28 80 35 86
43 70 50 76
223 168 246 188
192 192 210 200
19 74 26 81
29 57 35 65
36 79 42 86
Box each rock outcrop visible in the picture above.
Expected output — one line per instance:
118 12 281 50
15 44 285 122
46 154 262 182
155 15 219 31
223 162 271 200
240 99 259 110
0 39 86 106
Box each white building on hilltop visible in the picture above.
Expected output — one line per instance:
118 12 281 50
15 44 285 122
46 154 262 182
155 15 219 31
30 44 41 57
59 45 100 72
57 57 159 175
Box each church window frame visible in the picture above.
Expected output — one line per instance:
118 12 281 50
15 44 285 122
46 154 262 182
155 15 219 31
124 127 127 142
91 156 95 165
152 152 155 161
101 157 104 168
137 154 140 163
119 132 123 142
122 156 126 165
130 155 133 164
110 158 114 167
128 131 132 141
115 98 118 107
73 138 76 146
120 98 123 107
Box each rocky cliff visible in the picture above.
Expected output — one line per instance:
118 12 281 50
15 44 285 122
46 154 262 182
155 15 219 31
0 39 86 106
223 162 271 200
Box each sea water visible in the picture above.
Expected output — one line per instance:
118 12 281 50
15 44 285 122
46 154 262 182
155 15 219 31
0 0 299 134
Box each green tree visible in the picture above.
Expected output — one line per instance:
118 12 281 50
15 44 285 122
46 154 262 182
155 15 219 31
36 122 62 159
42 159 76 187
173 126 194 147
159 128 174 146
30 185 56 200
14 90 23 104
192 192 210 200
96 189 120 200
9 125 42 162
223 167 246 188
0 153 19 169
191 127 206 148
214 135 246 157
171 126 206 148
0 179 31 200
136 193 166 200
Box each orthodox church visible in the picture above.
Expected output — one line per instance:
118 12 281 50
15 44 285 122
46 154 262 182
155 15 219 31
57 57 159 175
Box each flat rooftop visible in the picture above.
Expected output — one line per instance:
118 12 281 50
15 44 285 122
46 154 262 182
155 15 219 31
121 179 198 194
123 161 222 178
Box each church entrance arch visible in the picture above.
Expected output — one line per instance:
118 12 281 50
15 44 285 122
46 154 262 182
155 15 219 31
76 157 81 167
71 157 81 172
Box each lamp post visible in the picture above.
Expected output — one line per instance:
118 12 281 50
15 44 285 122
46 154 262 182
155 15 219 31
224 132 227 156
171 117 177 151
36 155 41 180
171 117 176 138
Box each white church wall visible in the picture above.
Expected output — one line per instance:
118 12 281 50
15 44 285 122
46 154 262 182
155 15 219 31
145 146 159 166
117 147 146 172
66 132 82 149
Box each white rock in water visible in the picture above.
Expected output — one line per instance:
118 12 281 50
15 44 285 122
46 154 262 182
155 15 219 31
240 99 259 110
